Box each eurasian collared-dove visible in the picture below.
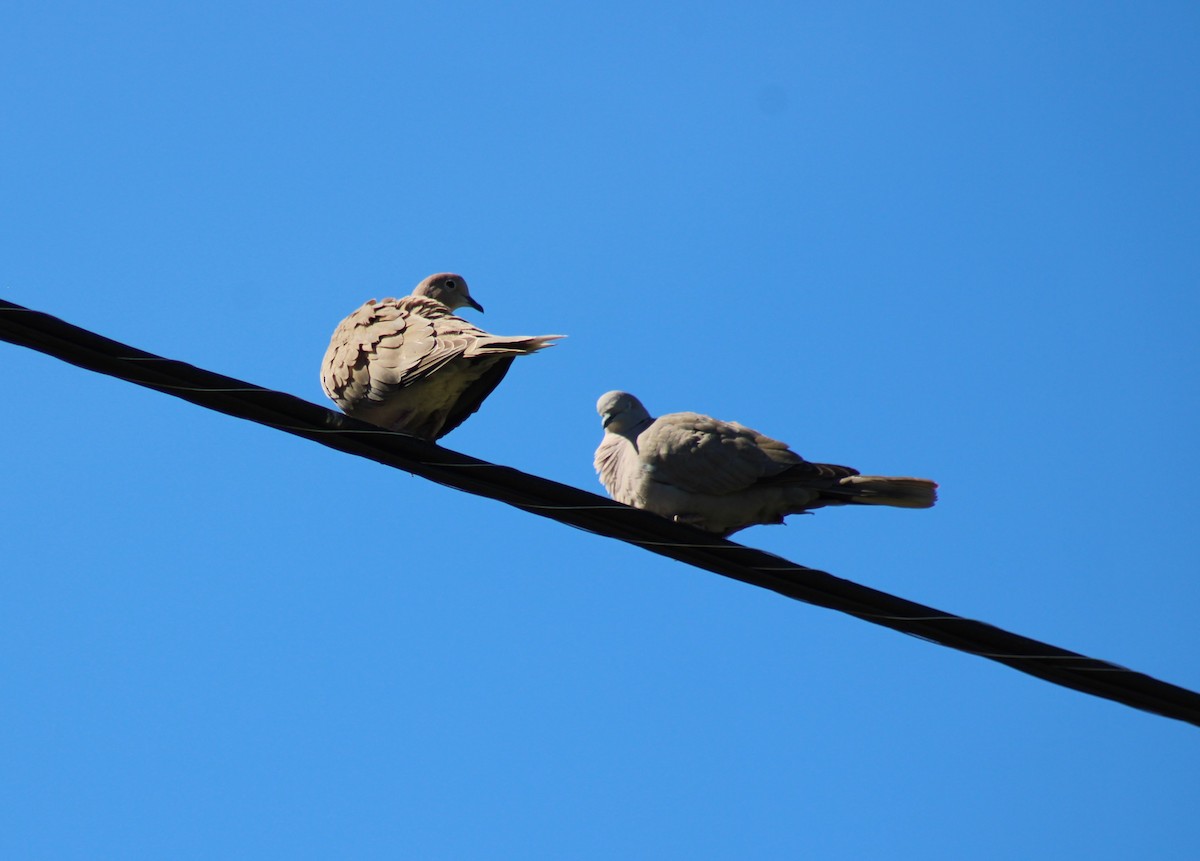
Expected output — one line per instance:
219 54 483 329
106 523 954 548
594 391 937 536
320 273 562 439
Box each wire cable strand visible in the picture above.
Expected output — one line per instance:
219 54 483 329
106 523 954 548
2 298 1198 728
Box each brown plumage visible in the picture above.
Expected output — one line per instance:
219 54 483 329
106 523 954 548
320 273 562 439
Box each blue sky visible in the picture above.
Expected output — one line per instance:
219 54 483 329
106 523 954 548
3 2 1198 858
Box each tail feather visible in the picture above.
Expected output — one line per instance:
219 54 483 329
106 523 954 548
470 334 565 356
836 475 938 508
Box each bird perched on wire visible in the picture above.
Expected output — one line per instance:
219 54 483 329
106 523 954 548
320 273 562 440
594 391 937 537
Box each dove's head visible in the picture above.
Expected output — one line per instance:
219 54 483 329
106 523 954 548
412 273 484 313
597 391 652 435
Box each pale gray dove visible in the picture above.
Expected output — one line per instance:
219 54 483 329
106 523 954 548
594 391 937 536
320 273 562 439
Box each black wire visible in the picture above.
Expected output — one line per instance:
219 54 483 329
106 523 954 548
3 297 1198 729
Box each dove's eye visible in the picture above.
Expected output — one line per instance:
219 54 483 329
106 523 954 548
444 279 457 289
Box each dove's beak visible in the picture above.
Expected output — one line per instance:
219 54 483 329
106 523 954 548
465 296 485 313
601 412 615 429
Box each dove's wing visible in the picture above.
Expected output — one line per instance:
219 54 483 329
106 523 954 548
320 298 401 412
634 412 808 495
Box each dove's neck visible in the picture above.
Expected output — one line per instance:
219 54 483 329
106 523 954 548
610 417 651 445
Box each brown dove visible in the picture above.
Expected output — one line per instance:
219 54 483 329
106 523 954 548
594 391 937 536
320 273 562 439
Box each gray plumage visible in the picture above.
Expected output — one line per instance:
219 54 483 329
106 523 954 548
320 273 562 439
594 391 937 536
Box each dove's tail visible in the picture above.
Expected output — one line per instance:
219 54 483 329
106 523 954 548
471 334 565 356
834 475 938 508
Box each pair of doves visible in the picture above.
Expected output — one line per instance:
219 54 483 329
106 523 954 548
321 273 936 537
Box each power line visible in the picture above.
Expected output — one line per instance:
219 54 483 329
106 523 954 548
2 297 1198 729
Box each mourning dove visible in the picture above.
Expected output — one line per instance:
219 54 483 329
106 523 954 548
594 391 937 536
320 273 562 439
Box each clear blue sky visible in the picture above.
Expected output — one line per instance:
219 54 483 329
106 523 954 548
3 2 1198 858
